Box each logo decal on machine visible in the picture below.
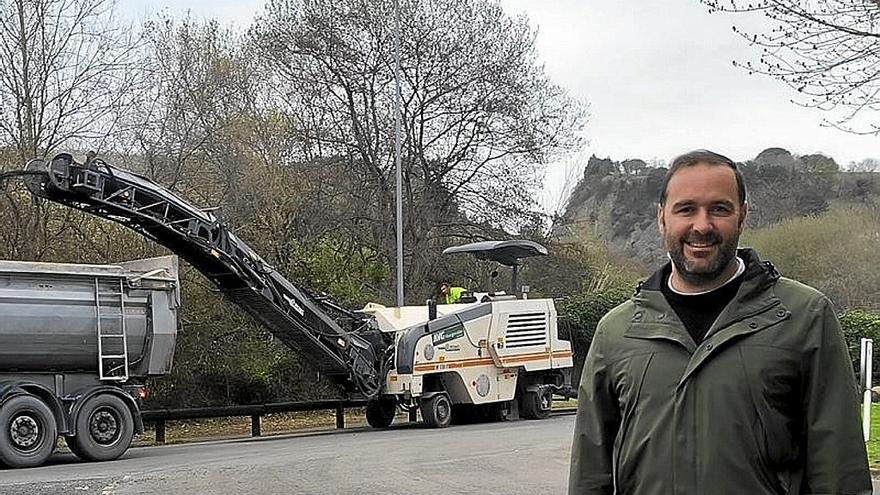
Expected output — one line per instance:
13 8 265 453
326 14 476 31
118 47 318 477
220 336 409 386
431 325 464 346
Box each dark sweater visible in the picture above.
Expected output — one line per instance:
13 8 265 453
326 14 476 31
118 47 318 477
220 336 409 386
661 266 744 344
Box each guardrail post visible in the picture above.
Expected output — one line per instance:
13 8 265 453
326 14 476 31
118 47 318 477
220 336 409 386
155 419 166 444
251 415 261 437
335 404 344 429
861 338 873 441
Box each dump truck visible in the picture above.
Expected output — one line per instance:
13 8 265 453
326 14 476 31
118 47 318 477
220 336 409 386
0 255 179 467
19 152 571 434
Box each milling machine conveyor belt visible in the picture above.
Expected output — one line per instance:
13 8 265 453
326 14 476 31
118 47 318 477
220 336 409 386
24 153 386 396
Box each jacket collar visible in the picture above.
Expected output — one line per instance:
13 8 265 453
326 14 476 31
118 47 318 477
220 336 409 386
626 248 785 356
637 248 778 297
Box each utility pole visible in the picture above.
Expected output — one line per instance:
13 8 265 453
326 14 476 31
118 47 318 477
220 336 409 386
393 0 404 307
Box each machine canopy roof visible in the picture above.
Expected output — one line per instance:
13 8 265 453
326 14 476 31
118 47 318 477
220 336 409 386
441 240 548 266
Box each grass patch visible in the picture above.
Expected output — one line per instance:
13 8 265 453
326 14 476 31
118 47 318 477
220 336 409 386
866 404 880 469
552 399 577 409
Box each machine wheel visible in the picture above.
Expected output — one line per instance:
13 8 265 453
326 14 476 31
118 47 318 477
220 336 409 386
0 394 57 468
521 388 552 420
68 394 134 462
365 398 398 428
420 394 452 428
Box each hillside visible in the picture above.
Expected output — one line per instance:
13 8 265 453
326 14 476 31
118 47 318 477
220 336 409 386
555 148 880 267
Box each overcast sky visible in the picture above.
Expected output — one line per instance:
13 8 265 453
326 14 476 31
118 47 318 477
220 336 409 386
121 0 879 209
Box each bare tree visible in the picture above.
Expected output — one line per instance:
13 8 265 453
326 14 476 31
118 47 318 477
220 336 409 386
849 157 880 172
701 0 880 134
117 16 251 190
0 0 139 261
0 0 140 160
250 0 587 298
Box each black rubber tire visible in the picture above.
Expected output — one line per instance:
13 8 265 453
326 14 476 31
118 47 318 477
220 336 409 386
521 388 552 420
420 394 452 428
0 394 57 468
68 394 134 462
365 398 397 428
64 434 86 460
534 388 552 420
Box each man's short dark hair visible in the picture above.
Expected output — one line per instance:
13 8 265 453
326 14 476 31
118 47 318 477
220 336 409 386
659 150 747 206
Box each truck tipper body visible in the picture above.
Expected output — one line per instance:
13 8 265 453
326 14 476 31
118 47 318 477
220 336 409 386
0 255 179 467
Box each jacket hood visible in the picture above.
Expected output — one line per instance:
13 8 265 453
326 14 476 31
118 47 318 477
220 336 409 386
637 248 779 301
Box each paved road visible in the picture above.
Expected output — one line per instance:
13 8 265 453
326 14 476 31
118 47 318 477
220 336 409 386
2 414 878 494
0 415 574 495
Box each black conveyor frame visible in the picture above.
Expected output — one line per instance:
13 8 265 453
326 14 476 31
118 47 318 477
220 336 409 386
27 153 387 398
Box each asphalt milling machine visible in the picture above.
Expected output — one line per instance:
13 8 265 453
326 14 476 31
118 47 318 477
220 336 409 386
21 152 573 432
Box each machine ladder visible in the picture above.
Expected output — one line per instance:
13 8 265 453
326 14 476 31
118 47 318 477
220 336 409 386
95 278 130 381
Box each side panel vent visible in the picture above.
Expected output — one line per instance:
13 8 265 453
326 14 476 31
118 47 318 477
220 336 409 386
505 312 547 349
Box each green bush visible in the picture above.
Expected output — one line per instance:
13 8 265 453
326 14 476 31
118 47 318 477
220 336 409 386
840 310 880 375
559 286 632 384
742 203 880 310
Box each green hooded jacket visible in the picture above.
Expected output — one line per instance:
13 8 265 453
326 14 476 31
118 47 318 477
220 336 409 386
569 249 871 495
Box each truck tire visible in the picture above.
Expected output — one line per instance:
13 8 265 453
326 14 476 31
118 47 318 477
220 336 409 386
68 394 133 462
365 398 397 428
520 388 552 420
0 394 58 468
420 394 452 428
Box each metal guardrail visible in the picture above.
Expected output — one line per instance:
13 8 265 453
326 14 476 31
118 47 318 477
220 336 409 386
141 399 368 444
140 401 579 444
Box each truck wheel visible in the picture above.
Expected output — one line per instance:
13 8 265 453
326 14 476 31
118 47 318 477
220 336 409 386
521 388 552 420
68 394 133 462
365 398 397 428
420 394 452 428
0 394 57 468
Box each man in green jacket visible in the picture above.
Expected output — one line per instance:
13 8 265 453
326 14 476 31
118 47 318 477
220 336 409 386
569 150 871 494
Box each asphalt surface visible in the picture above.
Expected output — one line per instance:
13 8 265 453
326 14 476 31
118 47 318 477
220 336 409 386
2 413 878 494
0 414 575 495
